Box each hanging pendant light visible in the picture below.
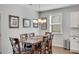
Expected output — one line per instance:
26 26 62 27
33 4 47 24
38 4 42 23
33 19 38 23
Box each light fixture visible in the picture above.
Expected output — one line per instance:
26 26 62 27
33 4 47 24
33 19 38 23
38 4 42 23
38 18 42 23
43 19 46 23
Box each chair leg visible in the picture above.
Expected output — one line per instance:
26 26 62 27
13 49 15 54
32 45 35 54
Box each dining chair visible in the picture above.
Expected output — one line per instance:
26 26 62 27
23 42 32 54
35 42 42 54
32 36 43 54
42 35 49 54
20 34 28 50
29 33 35 38
43 32 54 54
47 34 54 54
20 34 32 54
20 34 28 41
9 37 21 54
45 32 51 35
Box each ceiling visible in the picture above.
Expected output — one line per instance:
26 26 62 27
25 4 74 12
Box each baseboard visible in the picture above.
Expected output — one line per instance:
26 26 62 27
70 49 79 53
53 43 64 48
0 52 2 54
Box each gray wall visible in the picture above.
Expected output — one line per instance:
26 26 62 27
0 13 1 53
39 5 79 47
0 4 38 54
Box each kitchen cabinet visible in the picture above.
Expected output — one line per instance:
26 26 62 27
70 11 79 28
70 37 79 53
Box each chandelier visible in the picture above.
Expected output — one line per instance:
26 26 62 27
33 4 47 24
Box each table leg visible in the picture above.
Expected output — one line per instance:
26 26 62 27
32 44 35 54
41 42 46 54
48 40 52 54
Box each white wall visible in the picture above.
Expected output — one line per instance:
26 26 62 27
39 5 79 47
0 4 39 54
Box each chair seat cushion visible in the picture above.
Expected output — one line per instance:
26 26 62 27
24 43 32 48
27 45 32 48
25 47 32 51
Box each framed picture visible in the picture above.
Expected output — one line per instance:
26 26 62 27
41 17 47 30
23 18 31 28
41 23 47 30
33 19 38 28
9 15 19 28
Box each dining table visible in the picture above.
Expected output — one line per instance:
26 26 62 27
20 34 53 54
20 36 44 54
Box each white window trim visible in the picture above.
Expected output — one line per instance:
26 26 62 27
49 13 63 34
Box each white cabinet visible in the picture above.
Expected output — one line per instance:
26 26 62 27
70 12 79 28
70 37 79 53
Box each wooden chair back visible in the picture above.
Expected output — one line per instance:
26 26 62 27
45 32 51 35
29 33 35 38
9 37 21 54
44 32 54 53
45 32 54 40
20 34 28 41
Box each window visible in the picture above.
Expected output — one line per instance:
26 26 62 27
50 13 63 34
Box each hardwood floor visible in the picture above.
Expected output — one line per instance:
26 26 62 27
0 46 77 54
52 46 74 54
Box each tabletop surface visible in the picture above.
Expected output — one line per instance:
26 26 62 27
20 36 43 44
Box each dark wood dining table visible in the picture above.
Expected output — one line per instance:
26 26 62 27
20 36 44 54
20 35 53 54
